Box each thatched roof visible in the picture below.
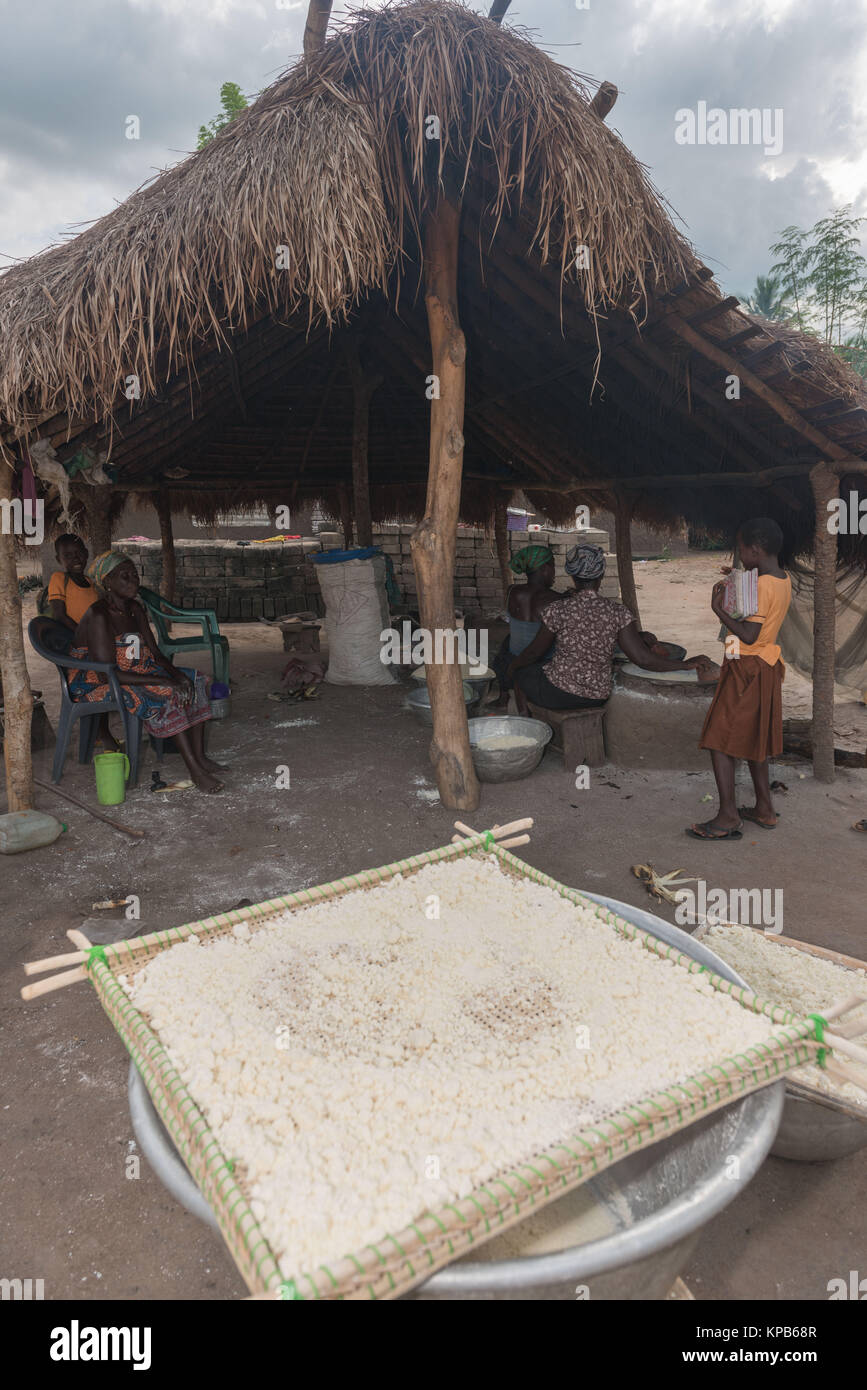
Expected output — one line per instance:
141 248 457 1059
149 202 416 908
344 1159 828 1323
1 0 865 562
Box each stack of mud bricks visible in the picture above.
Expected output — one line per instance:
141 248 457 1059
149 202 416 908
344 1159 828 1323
117 539 324 622
371 524 616 617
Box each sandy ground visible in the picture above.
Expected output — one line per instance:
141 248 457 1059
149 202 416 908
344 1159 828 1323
2 555 865 1301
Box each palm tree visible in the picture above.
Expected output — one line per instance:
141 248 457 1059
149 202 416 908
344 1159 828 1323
740 274 791 321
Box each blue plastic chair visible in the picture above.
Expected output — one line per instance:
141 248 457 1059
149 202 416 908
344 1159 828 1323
27 617 157 788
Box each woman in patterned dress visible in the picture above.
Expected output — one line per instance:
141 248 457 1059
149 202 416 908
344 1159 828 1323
507 544 713 715
68 551 226 793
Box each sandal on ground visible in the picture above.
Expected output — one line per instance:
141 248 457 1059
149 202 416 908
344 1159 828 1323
685 822 743 841
738 806 779 830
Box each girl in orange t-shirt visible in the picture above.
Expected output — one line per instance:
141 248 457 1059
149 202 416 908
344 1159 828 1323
48 534 98 629
688 518 791 841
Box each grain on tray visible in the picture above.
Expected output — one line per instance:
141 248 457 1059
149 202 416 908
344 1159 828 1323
702 923 867 1107
126 857 779 1280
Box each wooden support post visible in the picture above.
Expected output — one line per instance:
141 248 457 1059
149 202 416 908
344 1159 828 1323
589 81 618 122
810 463 839 783
303 0 333 57
612 490 641 627
344 340 381 550
411 184 480 812
0 460 34 810
493 496 511 604
84 484 113 557
155 489 176 603
337 484 354 550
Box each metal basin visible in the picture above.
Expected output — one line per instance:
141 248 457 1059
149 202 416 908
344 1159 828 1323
466 715 552 783
405 680 478 726
771 1086 867 1162
128 891 782 1299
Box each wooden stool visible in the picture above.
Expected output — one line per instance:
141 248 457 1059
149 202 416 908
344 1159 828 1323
526 701 606 769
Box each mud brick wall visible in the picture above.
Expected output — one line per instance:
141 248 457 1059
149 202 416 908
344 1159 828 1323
117 539 324 621
372 524 618 616
117 526 618 622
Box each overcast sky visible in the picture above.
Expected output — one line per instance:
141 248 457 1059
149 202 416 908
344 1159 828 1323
2 0 866 297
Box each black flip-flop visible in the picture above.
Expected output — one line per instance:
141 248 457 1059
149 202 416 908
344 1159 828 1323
685 823 743 841
738 806 779 830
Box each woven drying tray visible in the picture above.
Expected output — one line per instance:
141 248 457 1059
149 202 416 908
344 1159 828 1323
53 834 847 1299
693 924 867 1123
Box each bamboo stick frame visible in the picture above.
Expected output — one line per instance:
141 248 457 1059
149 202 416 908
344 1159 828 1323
30 831 851 1300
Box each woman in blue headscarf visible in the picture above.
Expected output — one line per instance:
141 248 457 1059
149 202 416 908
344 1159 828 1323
507 545 711 714
490 544 563 708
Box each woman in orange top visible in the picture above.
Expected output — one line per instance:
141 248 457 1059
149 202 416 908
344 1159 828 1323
689 518 792 840
48 533 98 628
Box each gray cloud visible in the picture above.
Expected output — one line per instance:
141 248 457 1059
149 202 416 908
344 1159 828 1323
1 0 866 297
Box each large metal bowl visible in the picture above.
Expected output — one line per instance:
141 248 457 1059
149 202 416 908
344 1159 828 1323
128 891 783 1299
466 715 552 783
771 1085 867 1162
405 680 478 726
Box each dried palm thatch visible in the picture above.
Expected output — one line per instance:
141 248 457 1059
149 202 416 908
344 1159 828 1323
0 0 696 442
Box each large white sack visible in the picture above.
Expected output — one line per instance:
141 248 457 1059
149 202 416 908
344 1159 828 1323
315 554 395 686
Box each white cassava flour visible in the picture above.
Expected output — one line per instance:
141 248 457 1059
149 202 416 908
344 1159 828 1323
475 735 537 750
126 857 779 1277
702 924 867 1107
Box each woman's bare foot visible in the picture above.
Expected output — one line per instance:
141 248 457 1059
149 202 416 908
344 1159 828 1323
200 756 229 773
192 769 224 793
738 805 778 829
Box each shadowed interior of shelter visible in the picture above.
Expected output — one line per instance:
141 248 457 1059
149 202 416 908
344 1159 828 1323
1 0 867 810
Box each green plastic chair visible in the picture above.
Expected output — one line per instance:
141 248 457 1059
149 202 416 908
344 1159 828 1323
138 587 230 686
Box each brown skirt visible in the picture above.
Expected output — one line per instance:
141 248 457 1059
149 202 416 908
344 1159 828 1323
699 655 783 761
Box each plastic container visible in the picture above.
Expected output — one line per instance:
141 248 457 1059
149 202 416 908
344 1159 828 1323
0 810 67 854
94 751 130 806
209 681 231 719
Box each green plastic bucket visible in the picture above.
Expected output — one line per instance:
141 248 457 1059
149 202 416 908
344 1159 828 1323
94 751 130 805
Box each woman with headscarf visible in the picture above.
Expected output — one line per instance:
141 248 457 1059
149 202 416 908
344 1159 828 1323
67 551 226 793
507 544 713 715
490 544 563 708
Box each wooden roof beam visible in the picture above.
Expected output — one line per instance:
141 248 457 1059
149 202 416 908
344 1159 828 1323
717 324 768 350
663 316 853 462
686 297 741 327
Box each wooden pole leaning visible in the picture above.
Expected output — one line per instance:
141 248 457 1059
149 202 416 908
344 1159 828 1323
0 457 34 810
612 488 641 627
810 462 840 783
156 488 176 603
344 338 381 550
411 173 480 812
493 495 511 605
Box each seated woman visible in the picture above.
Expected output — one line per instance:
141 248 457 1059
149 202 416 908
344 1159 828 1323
68 551 226 793
491 544 563 708
508 544 712 714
